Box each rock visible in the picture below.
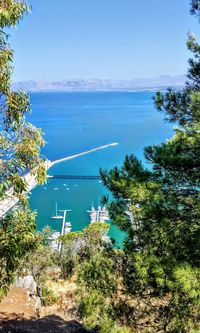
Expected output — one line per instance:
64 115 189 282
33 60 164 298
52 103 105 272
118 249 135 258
16 275 37 295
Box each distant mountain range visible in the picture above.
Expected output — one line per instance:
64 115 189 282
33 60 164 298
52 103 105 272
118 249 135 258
12 75 186 92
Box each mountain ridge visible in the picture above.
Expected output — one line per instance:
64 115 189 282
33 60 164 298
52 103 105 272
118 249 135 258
12 75 186 92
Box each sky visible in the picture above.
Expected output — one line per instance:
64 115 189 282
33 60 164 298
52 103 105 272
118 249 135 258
10 0 200 82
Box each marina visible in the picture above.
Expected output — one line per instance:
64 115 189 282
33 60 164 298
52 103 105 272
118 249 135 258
87 203 110 223
48 202 110 251
49 204 72 251
0 142 118 219
0 92 173 246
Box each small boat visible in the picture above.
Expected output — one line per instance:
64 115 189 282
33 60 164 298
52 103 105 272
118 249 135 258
65 222 72 227
64 223 72 233
51 203 64 220
48 232 60 250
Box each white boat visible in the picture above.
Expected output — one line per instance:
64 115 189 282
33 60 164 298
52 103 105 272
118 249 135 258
64 223 72 233
87 203 110 223
65 222 72 227
48 232 60 250
51 203 64 220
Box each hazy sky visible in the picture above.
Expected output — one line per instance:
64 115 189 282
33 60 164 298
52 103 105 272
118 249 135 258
10 0 200 82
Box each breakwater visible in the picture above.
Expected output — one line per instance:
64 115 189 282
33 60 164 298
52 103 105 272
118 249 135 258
50 142 119 166
0 142 118 218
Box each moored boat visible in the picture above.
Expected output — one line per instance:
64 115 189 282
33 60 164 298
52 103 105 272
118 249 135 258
51 202 63 219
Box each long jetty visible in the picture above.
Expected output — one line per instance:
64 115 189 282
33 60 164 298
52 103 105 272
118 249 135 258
0 142 118 218
49 142 118 167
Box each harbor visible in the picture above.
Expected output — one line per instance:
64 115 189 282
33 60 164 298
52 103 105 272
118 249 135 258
0 142 118 219
48 202 110 251
87 203 110 223
48 203 72 251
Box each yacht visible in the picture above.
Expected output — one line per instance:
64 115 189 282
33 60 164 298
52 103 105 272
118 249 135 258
87 203 110 223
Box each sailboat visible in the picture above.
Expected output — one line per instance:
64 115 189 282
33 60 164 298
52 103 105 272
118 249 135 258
51 203 64 220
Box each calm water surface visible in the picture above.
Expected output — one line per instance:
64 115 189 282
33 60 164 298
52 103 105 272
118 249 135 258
29 92 173 246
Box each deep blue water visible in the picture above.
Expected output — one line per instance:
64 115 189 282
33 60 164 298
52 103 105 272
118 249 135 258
29 92 173 247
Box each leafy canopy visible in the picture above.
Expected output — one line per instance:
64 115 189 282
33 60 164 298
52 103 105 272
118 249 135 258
0 0 46 294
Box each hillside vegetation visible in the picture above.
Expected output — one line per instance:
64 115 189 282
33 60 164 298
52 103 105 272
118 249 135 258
0 1 199 332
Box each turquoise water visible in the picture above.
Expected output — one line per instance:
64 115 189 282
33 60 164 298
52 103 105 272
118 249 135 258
29 92 173 246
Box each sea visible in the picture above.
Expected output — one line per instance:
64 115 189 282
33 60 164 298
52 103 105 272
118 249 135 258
28 91 173 247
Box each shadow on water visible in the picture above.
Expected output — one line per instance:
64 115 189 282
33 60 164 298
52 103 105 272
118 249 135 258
0 315 98 333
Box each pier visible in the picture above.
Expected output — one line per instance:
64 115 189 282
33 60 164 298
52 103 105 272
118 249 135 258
48 208 72 252
0 142 118 218
50 142 118 167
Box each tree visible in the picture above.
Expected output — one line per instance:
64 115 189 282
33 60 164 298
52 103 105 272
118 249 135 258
58 231 84 279
58 223 111 279
0 0 46 295
75 224 122 333
100 1 200 331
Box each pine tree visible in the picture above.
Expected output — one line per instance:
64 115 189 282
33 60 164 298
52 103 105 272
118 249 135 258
100 1 200 331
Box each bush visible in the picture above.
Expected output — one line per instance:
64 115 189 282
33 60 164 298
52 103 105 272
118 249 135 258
41 286 58 306
78 291 107 327
99 316 131 333
78 253 117 296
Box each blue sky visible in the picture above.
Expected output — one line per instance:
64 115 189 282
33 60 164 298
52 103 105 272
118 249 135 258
10 0 200 82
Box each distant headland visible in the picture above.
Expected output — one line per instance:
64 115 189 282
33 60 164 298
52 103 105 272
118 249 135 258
12 75 185 92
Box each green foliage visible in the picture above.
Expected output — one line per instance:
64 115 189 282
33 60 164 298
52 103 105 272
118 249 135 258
123 253 169 296
57 253 75 280
18 243 55 285
60 231 84 243
57 224 111 281
78 292 130 333
81 222 111 260
84 221 110 235
0 0 46 294
78 291 107 327
99 1 200 332
190 0 200 18
0 208 37 294
41 286 58 306
0 2 45 198
99 317 131 333
78 253 117 296
174 265 200 302
58 231 84 279
0 0 30 28
167 265 200 333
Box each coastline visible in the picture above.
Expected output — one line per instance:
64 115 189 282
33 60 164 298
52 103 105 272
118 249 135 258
0 143 119 218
